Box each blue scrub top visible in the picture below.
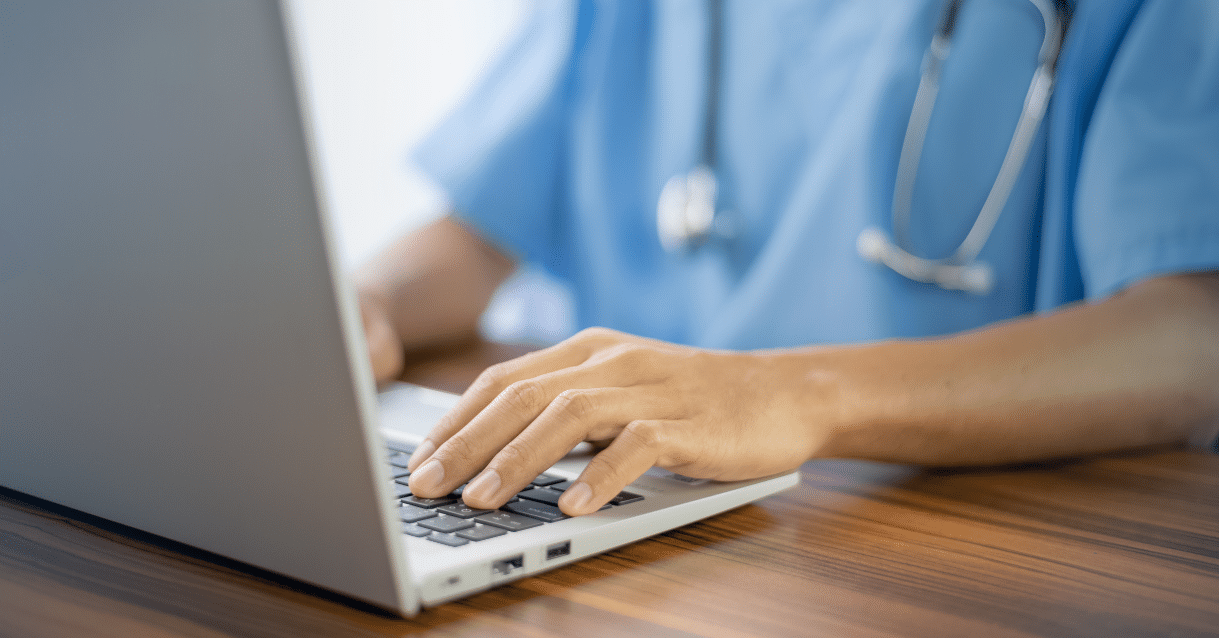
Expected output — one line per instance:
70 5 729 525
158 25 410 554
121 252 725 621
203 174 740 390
416 0 1219 351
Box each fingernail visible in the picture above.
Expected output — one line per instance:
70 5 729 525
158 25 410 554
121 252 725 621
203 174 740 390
561 482 592 514
407 440 436 472
464 469 501 504
409 459 444 495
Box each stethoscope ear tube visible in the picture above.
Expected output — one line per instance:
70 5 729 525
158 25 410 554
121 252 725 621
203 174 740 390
659 0 1064 297
860 0 1063 295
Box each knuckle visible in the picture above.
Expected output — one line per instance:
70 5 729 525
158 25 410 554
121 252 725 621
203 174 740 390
473 362 512 392
582 453 625 483
552 389 596 421
500 379 546 414
439 433 478 466
573 326 617 345
491 442 537 477
575 326 611 339
657 446 697 470
603 343 647 366
621 419 667 450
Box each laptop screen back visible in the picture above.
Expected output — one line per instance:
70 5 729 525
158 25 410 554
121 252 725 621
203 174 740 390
0 0 410 612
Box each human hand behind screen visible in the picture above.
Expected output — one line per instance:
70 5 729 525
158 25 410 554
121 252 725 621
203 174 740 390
353 216 517 386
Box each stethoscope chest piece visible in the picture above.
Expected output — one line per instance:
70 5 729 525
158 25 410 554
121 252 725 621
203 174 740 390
857 226 996 294
657 164 718 252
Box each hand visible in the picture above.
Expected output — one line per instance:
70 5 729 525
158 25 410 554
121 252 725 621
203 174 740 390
352 217 518 385
358 289 405 384
406 327 833 516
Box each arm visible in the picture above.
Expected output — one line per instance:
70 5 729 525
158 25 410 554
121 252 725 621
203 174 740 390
822 271 1219 465
355 215 516 382
405 271 1219 515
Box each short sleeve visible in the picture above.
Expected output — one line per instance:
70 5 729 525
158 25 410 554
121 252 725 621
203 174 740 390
412 1 580 268
1074 0 1219 298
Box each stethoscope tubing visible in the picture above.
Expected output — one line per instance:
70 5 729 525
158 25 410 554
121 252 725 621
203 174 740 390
889 0 1063 269
658 0 1067 296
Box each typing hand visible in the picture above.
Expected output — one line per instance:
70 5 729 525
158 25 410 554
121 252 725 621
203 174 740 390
405 327 830 516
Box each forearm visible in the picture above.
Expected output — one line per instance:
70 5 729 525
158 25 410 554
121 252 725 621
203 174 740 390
355 215 515 351
814 273 1219 466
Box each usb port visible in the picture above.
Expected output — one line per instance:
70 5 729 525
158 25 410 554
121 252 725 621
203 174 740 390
491 555 523 576
546 541 571 561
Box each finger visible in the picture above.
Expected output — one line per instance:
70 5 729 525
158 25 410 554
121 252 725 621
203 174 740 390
411 327 641 469
461 387 674 508
405 342 594 472
558 419 681 516
358 299 404 384
365 318 403 384
408 351 655 497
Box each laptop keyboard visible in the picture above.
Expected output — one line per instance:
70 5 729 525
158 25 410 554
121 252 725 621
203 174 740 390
388 442 643 548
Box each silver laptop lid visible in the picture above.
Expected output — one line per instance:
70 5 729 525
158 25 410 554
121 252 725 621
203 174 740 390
0 0 414 613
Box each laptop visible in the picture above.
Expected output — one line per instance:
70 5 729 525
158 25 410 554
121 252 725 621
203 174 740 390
0 0 798 615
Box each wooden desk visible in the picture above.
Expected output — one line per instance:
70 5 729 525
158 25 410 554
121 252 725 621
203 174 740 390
3 339 1218 637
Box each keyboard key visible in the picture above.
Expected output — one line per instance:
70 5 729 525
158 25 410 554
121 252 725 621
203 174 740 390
387 442 416 455
455 523 508 542
392 482 413 499
545 480 574 492
388 451 411 468
401 495 459 509
398 504 438 523
609 491 644 506
503 500 568 523
390 466 411 479
438 503 496 519
517 488 563 506
474 511 544 531
419 514 476 533
425 533 469 547
401 522 432 537
529 474 565 487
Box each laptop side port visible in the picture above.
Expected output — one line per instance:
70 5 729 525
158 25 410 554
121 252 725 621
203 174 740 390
546 541 571 561
491 555 524 577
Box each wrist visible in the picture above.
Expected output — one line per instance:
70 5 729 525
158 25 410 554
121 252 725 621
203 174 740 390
792 340 928 463
755 345 891 463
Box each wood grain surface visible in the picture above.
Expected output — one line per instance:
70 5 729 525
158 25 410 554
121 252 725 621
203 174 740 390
2 340 1217 637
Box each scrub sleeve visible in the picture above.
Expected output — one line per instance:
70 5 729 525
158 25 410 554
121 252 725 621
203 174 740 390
412 1 579 278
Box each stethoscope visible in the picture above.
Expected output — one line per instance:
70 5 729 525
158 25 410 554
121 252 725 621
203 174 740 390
657 0 1066 295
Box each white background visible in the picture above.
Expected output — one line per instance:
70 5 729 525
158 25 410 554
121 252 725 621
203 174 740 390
290 0 526 267
290 0 572 343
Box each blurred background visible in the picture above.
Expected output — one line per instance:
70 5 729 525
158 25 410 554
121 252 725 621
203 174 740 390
290 0 573 344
